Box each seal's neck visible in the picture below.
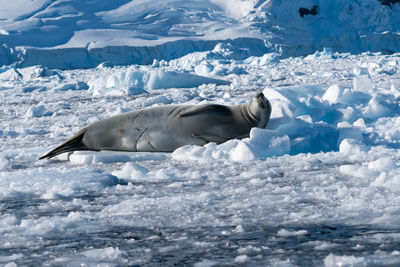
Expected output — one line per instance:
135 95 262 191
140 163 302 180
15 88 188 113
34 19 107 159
246 96 271 128
240 103 260 126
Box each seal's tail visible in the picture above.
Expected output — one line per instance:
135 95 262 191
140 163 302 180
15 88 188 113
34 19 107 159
39 127 92 160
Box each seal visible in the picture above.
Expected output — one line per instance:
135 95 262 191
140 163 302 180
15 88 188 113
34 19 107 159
39 92 271 159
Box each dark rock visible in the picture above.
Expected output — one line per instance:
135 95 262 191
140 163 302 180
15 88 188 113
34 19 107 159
379 0 400 8
299 5 318 18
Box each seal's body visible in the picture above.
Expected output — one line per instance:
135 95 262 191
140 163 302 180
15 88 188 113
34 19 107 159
40 93 271 159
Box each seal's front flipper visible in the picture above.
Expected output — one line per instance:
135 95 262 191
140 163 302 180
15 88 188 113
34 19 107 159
192 133 228 144
177 104 231 117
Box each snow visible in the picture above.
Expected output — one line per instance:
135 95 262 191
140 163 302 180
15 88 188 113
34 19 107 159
1 0 400 266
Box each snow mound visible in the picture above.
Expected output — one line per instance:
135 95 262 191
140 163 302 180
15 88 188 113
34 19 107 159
172 128 290 162
111 162 149 180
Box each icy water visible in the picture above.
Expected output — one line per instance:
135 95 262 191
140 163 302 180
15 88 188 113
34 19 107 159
3 156 400 266
4 197 400 267
3 150 400 266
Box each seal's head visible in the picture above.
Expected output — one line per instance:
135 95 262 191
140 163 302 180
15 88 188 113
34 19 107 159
247 92 272 128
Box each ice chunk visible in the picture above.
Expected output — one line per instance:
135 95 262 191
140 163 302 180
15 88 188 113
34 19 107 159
234 255 249 263
88 70 147 96
324 254 366 267
56 82 88 91
362 95 394 119
25 105 53 118
368 157 394 172
88 69 229 96
18 66 61 80
337 125 364 145
146 70 230 90
0 68 22 81
322 84 344 105
246 128 290 158
0 156 10 170
277 229 308 237
305 48 334 60
230 142 256 162
194 260 218 267
245 53 279 65
339 164 372 178
194 62 214 76
339 157 395 179
81 247 122 260
69 153 95 165
370 171 400 189
303 241 339 251
339 138 368 154
353 75 375 93
111 162 149 180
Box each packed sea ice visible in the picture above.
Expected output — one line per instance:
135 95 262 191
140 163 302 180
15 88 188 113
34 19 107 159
1 45 400 265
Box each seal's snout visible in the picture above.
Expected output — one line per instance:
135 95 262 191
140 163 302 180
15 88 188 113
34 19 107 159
255 92 264 100
255 92 267 109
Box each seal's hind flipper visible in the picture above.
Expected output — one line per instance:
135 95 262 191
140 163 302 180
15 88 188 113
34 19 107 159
39 127 95 160
192 133 228 144
177 104 231 117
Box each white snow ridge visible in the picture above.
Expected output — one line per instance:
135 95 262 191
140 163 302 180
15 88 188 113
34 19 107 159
1 0 400 266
